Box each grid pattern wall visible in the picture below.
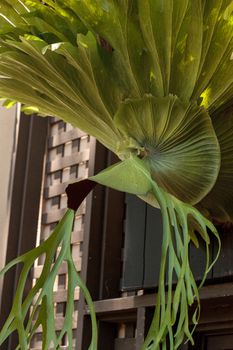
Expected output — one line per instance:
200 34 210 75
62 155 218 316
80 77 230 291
31 118 90 349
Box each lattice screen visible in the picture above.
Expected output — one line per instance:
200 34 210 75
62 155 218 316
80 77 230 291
30 118 91 349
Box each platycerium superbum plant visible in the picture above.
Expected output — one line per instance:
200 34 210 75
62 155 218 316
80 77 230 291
0 1 232 349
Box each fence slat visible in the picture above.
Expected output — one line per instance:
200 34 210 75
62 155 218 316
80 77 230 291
121 194 146 291
143 205 163 289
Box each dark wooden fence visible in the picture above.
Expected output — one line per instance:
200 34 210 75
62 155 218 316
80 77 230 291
122 195 233 291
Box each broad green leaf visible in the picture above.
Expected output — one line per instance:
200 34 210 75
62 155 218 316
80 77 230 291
75 32 123 116
73 0 150 97
138 0 203 100
169 0 203 100
0 0 27 27
114 95 220 205
193 0 233 110
0 35 121 151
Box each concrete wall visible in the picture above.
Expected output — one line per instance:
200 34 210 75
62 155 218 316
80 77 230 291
0 104 19 292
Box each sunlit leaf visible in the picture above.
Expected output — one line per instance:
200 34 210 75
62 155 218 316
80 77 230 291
114 95 220 205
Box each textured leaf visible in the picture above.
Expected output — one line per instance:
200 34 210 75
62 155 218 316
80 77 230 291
75 32 123 116
169 0 203 100
138 0 203 100
114 95 220 205
73 0 150 97
0 35 121 151
193 0 233 110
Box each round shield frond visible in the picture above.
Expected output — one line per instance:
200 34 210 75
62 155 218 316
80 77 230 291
115 95 221 205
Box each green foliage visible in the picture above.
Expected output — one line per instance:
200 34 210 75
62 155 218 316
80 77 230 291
114 95 220 205
0 210 97 350
0 1 233 349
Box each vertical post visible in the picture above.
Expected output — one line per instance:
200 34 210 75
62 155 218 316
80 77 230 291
0 104 19 295
99 152 125 300
136 307 154 350
76 139 108 349
0 114 48 349
76 145 125 349
136 307 147 349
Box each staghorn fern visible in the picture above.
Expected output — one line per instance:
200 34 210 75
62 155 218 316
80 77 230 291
0 1 232 349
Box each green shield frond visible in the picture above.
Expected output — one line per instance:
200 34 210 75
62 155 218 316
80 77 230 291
114 95 220 205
